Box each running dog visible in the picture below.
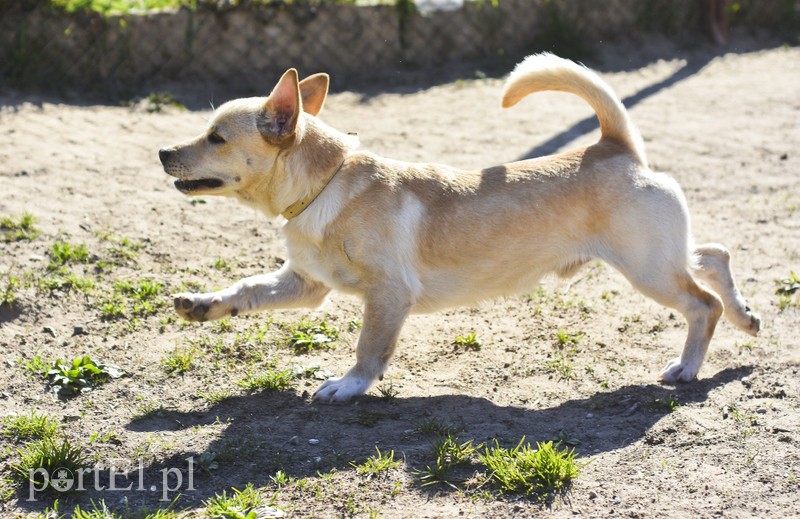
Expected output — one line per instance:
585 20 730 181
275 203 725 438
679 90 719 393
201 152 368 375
159 54 760 402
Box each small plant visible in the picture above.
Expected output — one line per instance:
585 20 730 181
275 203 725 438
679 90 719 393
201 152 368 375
453 332 482 350
204 483 264 519
47 356 124 394
2 412 59 442
555 329 584 347
544 356 575 380
48 240 89 270
777 271 799 309
1 212 41 242
142 92 185 113
212 257 232 272
1 274 20 307
237 368 295 392
13 437 88 492
479 438 581 498
162 346 197 374
288 319 339 353
351 447 400 477
415 434 480 487
99 296 126 319
24 354 50 377
415 418 462 437
376 382 399 401
355 411 386 427
197 451 219 474
270 470 291 487
653 394 680 412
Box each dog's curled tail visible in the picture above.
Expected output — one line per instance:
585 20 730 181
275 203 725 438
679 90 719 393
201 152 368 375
502 53 647 166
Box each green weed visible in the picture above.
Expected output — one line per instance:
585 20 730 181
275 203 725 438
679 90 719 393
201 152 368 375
453 332 482 350
288 319 339 354
12 437 87 492
204 483 264 519
1 212 41 242
479 438 581 498
351 447 400 477
47 356 124 394
415 418 462 437
237 368 295 392
653 394 680 412
2 412 59 442
1 274 20 307
162 346 198 374
48 240 89 270
415 434 480 487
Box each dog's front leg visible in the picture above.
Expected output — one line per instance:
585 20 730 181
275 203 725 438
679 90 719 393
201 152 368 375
313 288 413 403
172 264 330 322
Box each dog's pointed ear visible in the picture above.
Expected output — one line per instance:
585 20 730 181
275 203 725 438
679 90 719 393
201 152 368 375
259 68 301 144
298 73 329 116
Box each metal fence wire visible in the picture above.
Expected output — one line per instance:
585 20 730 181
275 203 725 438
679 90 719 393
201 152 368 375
1 0 798 93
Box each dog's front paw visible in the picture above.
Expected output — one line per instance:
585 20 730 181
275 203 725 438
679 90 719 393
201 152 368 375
659 357 699 383
173 292 233 322
312 373 371 403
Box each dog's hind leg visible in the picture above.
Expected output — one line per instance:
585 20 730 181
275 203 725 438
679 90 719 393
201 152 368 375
173 264 331 322
608 252 723 383
313 284 413 403
692 243 760 336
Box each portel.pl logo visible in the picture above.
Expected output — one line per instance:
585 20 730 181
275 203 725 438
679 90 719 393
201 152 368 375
26 457 196 501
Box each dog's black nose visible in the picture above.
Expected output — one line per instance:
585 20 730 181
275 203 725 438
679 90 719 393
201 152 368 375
158 148 172 164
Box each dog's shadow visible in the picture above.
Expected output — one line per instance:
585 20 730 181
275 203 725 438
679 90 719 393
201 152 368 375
117 366 751 507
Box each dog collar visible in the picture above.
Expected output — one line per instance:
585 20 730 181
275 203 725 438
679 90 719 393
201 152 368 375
281 157 347 220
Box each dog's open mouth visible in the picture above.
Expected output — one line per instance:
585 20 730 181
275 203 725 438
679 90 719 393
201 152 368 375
174 178 224 193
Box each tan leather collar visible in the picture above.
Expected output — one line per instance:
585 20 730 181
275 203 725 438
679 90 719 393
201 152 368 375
281 157 347 220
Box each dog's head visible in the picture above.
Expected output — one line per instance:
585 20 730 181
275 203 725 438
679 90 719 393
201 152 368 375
158 70 331 210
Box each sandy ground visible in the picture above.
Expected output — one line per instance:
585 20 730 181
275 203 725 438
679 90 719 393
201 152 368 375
1 37 799 517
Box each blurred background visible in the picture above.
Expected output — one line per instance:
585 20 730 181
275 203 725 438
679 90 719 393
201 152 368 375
1 0 798 99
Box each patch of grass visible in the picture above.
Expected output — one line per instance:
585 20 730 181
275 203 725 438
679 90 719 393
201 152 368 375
415 418 462 437
544 356 575 380
555 329 584 347
351 447 400 477
776 271 799 310
114 279 163 316
479 438 581 498
162 345 198 374
204 483 264 518
376 382 399 401
212 257 232 272
653 394 680 412
1 212 41 242
198 387 236 405
287 319 339 354
1 274 20 307
99 296 126 319
237 368 295 392
354 411 386 428
415 434 480 487
48 240 89 270
46 356 124 395
453 332 482 350
39 272 94 293
12 437 88 493
2 412 59 442
23 354 50 377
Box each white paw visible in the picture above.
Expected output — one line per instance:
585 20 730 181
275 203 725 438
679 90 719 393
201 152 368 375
659 357 699 383
173 292 233 322
313 373 371 403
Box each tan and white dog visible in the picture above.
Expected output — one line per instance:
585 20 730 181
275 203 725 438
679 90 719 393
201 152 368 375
159 54 760 403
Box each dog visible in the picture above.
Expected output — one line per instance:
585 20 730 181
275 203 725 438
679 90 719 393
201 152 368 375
159 53 760 403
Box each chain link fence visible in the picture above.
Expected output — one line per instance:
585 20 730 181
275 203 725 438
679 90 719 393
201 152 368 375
1 0 797 95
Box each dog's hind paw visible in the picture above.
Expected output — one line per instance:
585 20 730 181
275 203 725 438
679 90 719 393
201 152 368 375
659 357 700 383
313 373 371 403
173 292 233 322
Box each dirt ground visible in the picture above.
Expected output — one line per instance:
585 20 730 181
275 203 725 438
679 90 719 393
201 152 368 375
1 36 799 518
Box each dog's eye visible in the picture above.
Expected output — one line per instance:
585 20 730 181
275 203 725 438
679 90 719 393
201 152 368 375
208 132 226 145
